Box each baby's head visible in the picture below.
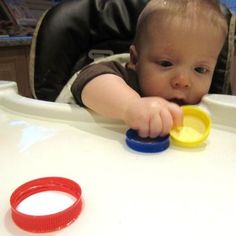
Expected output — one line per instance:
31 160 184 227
129 0 228 105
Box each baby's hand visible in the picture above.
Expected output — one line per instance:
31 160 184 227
123 97 183 138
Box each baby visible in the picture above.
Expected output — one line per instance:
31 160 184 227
71 0 228 138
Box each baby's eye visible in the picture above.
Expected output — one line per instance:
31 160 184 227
195 67 208 74
158 60 173 67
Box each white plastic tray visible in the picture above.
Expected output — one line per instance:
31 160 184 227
0 81 236 236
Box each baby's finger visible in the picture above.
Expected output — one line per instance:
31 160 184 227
159 108 173 136
167 102 183 127
137 122 150 138
149 113 162 138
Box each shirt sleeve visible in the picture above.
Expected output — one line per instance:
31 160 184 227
71 61 138 106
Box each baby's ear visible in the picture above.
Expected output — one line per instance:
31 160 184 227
129 45 138 70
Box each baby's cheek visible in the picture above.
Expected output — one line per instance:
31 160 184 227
190 89 207 104
196 78 211 93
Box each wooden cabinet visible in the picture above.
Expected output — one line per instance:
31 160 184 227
0 43 32 97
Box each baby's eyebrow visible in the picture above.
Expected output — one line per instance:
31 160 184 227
195 58 216 66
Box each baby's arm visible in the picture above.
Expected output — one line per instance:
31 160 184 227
81 74 183 138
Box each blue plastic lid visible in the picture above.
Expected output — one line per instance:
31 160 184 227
125 129 170 153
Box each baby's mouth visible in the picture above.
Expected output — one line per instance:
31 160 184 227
168 98 187 106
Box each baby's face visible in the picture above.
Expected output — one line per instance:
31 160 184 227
131 16 225 105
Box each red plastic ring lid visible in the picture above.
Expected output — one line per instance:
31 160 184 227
10 177 82 233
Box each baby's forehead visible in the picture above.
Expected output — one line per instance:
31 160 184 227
144 9 226 45
141 18 224 62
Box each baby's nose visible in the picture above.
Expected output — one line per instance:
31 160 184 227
171 72 191 89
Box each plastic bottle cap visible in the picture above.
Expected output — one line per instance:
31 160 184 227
170 105 211 147
10 177 82 233
126 129 169 153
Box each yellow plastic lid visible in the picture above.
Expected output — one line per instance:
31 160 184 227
170 105 211 147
